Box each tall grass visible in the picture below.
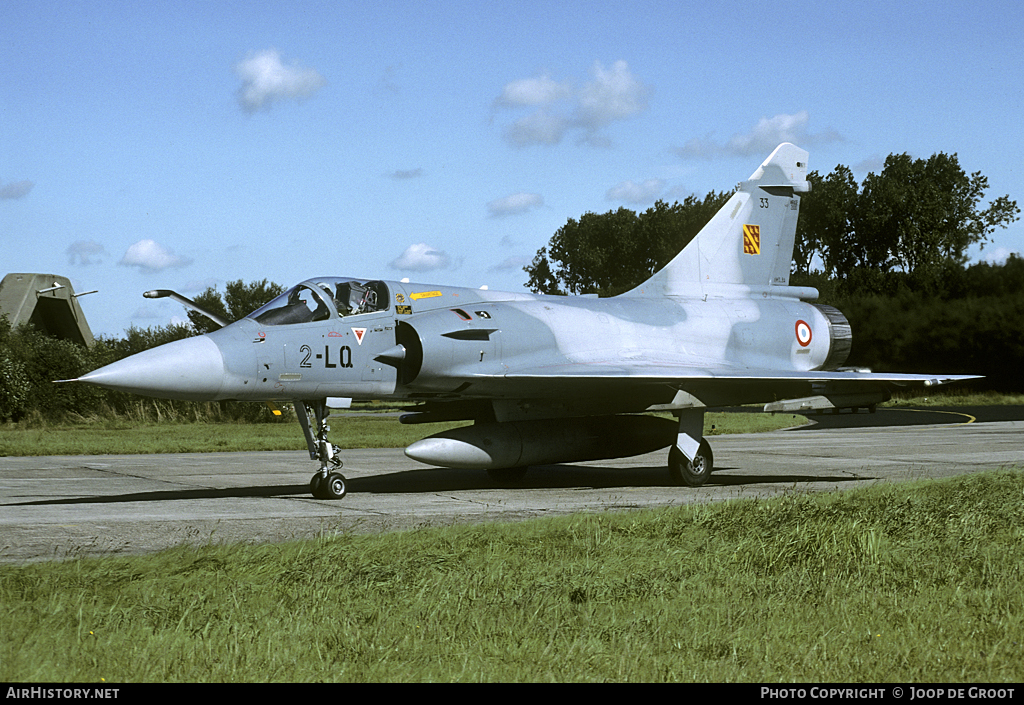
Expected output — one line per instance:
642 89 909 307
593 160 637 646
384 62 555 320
1 470 1021 682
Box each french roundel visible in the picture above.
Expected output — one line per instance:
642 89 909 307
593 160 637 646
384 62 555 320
795 320 812 347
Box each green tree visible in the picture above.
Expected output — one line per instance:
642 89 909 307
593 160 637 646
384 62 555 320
187 279 284 335
524 247 563 295
796 153 1018 291
0 315 31 421
0 315 109 420
793 166 858 278
0 350 30 421
859 153 1018 275
525 206 638 296
525 193 731 296
110 322 195 357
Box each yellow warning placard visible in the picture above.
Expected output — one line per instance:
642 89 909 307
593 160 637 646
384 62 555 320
743 224 761 255
410 290 442 300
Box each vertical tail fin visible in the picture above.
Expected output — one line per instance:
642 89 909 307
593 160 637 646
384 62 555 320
624 143 810 298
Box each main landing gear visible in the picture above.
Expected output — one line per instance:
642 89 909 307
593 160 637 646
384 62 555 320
669 408 714 487
296 400 347 499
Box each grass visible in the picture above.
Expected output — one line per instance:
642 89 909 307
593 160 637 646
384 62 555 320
0 410 807 457
886 390 1024 406
0 417 457 456
1 469 1021 682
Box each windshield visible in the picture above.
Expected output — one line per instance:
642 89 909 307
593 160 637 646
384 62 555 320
247 277 390 325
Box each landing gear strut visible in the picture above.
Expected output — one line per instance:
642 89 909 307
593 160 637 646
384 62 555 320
296 400 347 499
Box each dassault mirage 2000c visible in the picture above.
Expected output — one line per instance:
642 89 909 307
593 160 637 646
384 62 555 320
74 143 977 499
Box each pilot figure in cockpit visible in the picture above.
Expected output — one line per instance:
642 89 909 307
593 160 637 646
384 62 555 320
334 281 376 316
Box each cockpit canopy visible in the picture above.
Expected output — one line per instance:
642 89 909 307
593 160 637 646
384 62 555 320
247 277 390 326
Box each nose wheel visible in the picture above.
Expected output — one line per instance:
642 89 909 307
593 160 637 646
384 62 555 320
310 471 347 499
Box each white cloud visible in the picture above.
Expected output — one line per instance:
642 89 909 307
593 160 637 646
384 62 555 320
495 73 572 108
606 178 665 204
854 154 886 175
487 192 544 218
503 110 566 147
676 112 843 159
574 60 650 130
488 255 532 272
388 168 423 180
389 243 451 272
494 60 650 148
119 240 193 272
234 49 327 113
378 64 402 95
0 179 34 200
130 305 167 320
182 278 220 294
980 247 1017 265
725 112 814 156
66 240 108 266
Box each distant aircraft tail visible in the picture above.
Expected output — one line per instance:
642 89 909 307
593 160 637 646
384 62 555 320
623 143 811 299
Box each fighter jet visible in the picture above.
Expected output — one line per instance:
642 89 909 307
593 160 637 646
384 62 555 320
74 143 976 499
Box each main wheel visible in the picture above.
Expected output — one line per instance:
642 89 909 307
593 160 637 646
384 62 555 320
668 440 713 487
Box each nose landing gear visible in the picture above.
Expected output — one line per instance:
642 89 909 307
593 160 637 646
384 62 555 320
297 400 348 499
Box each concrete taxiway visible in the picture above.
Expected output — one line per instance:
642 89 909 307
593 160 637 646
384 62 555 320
2 413 1022 564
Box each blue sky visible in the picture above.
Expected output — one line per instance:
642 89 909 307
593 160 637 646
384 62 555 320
2 0 1022 337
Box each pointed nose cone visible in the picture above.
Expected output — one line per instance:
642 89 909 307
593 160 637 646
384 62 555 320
79 336 226 401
